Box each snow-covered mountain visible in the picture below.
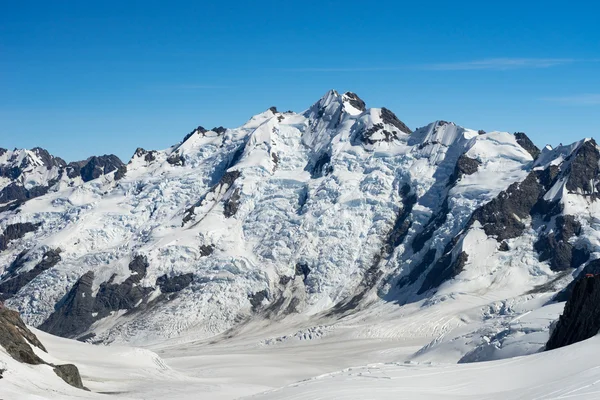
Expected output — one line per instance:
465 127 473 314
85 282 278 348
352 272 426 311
1 90 599 358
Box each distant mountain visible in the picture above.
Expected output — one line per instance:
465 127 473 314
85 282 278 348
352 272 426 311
0 148 123 212
0 90 598 355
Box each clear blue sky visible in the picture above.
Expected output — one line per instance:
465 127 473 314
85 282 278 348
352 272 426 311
1 0 599 162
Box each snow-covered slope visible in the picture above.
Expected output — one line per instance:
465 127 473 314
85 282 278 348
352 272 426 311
1 90 599 360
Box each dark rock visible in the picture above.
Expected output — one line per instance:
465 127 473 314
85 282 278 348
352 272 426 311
565 140 600 196
223 188 241 218
40 256 152 338
0 307 46 365
279 276 293 285
167 153 185 166
418 251 469 294
295 262 311 281
534 215 587 271
380 108 411 134
546 274 600 350
114 165 127 180
199 245 214 257
468 172 545 242
212 126 226 134
478 130 486 135
386 184 417 253
156 273 194 293
514 132 541 159
499 241 509 252
183 170 242 224
39 271 96 337
554 259 600 302
128 255 149 280
360 123 399 145
343 92 366 112
271 152 279 167
53 364 86 389
68 155 124 182
182 126 207 142
307 152 332 178
269 106 278 113
249 290 269 311
0 307 87 389
0 249 62 299
412 199 450 253
144 151 157 162
449 155 481 185
0 222 41 251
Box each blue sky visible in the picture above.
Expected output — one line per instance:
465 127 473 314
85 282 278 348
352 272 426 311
1 0 599 162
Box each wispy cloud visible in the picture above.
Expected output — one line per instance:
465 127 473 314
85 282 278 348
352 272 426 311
542 94 600 105
284 58 584 73
150 84 233 90
422 58 576 71
280 67 402 72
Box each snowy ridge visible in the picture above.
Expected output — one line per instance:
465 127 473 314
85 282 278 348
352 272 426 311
0 90 599 361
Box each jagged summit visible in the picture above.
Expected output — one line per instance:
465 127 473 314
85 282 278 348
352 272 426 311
0 91 598 358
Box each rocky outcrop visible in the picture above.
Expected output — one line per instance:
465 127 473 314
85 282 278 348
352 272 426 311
418 251 469 294
183 170 242 223
515 132 541 159
546 274 600 350
534 215 589 271
114 165 127 180
343 92 366 112
40 255 152 338
167 153 185 166
0 222 41 251
380 108 412 134
0 249 62 299
156 273 194 293
67 154 123 182
0 307 46 364
565 139 600 196
0 307 87 389
469 172 545 242
449 155 481 185
53 364 86 389
307 152 332 178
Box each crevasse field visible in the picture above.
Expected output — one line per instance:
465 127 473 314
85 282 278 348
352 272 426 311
2 91 600 399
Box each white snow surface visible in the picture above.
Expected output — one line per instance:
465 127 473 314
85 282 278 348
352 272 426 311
2 90 600 398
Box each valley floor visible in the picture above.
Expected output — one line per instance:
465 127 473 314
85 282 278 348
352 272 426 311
3 295 600 400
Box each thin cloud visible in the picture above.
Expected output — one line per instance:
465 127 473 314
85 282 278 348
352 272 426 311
423 58 576 71
151 84 233 90
282 58 583 72
281 67 402 72
542 94 600 105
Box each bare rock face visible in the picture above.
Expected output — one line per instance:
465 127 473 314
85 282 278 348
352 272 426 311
53 364 86 389
0 222 41 252
565 139 600 196
546 274 600 350
514 132 541 159
67 154 124 182
40 255 152 339
0 249 62 300
0 307 87 389
0 307 46 364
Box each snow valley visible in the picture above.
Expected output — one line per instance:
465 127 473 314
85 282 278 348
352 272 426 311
2 90 600 399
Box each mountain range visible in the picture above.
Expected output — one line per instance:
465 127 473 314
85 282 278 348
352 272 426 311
1 90 600 398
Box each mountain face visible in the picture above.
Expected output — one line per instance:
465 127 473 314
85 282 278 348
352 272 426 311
0 90 599 347
0 148 123 212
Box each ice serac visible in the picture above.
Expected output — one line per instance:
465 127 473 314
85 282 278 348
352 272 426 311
1 90 600 349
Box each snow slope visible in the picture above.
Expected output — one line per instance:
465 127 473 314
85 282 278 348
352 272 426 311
1 90 599 377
